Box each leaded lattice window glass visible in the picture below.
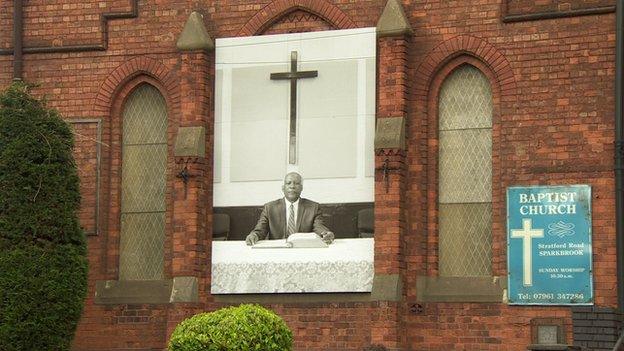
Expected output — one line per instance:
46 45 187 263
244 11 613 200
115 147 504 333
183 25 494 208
438 65 493 277
119 84 167 280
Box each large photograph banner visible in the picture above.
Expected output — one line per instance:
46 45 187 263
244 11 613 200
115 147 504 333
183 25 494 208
211 28 376 294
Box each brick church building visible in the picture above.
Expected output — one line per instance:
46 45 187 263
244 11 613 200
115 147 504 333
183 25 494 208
1 0 622 350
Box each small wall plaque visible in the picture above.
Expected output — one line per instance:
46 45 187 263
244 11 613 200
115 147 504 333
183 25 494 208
531 318 565 345
537 325 559 344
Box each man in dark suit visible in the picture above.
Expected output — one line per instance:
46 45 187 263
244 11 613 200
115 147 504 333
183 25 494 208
245 172 335 245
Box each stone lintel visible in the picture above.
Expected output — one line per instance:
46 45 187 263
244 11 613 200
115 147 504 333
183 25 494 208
95 277 199 304
375 116 405 150
376 0 414 38
176 11 214 52
174 126 206 157
416 276 506 303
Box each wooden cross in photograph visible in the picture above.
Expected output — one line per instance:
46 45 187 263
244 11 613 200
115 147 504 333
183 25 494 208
270 51 318 164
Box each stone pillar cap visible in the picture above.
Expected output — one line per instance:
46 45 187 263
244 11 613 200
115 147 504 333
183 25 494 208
376 0 414 37
176 11 214 51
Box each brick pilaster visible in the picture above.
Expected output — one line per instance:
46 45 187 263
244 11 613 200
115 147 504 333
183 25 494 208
167 50 214 336
371 33 409 350
171 51 212 277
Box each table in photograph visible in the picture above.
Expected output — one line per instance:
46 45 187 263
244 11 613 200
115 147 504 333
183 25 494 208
211 238 374 294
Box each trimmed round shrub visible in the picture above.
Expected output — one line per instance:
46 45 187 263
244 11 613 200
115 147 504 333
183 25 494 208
169 304 293 351
0 82 88 351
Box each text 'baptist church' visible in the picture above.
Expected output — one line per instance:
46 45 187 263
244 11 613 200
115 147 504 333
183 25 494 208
518 191 577 215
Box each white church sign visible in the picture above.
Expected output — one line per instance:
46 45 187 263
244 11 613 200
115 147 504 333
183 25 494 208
507 185 593 305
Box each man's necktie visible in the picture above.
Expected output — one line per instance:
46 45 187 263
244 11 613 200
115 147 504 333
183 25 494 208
287 203 296 237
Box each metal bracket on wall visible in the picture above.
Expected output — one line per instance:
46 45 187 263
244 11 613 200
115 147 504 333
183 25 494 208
377 158 401 193
176 160 197 199
409 303 423 314
616 140 624 171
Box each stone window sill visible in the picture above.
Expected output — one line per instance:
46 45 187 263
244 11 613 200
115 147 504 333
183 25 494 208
95 274 403 304
416 276 506 303
94 277 198 305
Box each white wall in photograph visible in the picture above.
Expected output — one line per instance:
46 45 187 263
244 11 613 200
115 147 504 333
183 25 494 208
214 27 376 206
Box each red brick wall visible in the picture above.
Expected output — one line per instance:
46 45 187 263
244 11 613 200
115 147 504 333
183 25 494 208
68 120 101 236
0 0 617 350
0 1 12 50
262 10 335 35
404 1 616 350
75 304 169 350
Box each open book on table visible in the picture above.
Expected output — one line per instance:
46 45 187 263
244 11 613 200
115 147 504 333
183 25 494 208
252 232 329 249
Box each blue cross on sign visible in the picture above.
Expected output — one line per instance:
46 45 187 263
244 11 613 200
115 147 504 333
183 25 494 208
507 185 593 305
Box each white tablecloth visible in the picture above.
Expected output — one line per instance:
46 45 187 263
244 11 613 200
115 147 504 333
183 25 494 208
211 238 374 294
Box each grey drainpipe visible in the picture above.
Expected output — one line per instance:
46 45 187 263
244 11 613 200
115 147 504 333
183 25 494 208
13 0 23 81
616 0 624 312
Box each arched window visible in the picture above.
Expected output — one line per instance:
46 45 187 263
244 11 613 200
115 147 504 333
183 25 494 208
118 84 168 280
438 64 492 277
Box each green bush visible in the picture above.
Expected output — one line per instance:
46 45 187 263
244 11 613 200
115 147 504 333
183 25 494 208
169 304 293 351
0 82 88 351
